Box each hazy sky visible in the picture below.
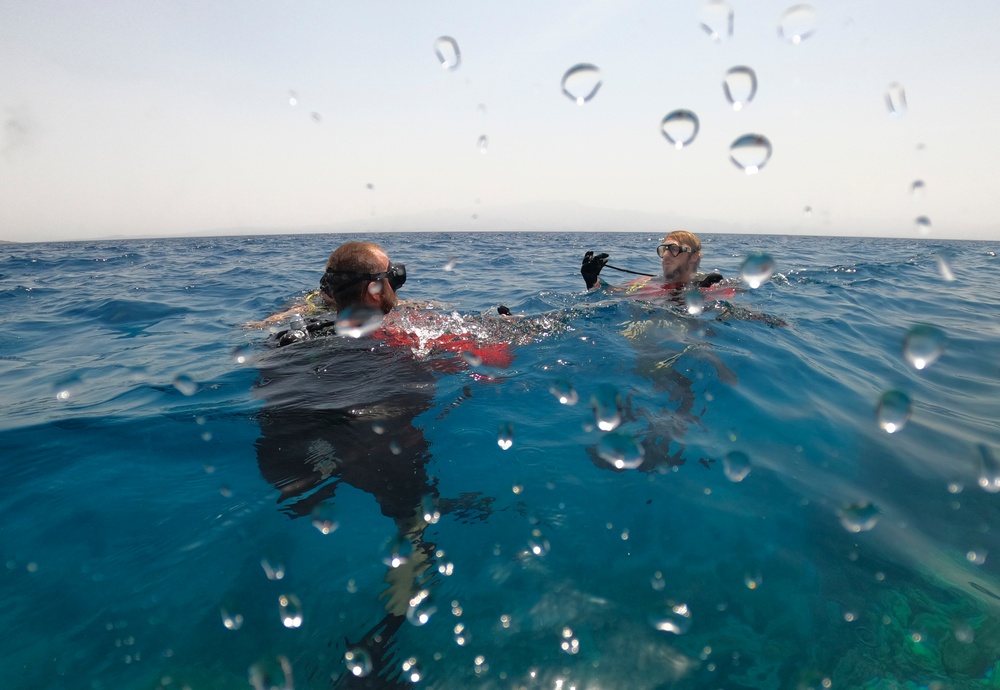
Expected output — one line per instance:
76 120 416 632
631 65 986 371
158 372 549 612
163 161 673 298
1 0 998 242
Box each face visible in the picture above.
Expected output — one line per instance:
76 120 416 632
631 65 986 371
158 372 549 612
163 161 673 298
659 236 695 282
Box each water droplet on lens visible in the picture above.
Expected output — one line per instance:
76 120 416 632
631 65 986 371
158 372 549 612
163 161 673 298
401 657 423 683
744 571 763 589
597 432 645 470
497 422 514 450
699 0 734 42
723 66 757 111
935 252 956 281
739 252 776 288
443 256 457 271
777 4 818 44
591 384 622 431
527 527 550 557
54 374 83 401
977 445 1000 493
561 64 602 105
910 180 925 200
723 451 751 482
915 216 931 235
336 307 384 338
803 205 813 217
730 134 772 174
311 502 339 534
385 535 414 568
231 346 253 366
288 90 298 106
684 288 705 315
173 374 198 396
407 589 437 626
434 36 461 71
651 571 666 591
660 110 699 149
478 135 489 153
549 379 579 405
421 494 441 524
260 558 285 581
903 325 946 370
886 83 908 117
278 594 303 628
221 608 244 630
249 656 293 689
649 601 692 634
345 648 373 677
311 112 321 122
876 390 911 433
837 501 880 532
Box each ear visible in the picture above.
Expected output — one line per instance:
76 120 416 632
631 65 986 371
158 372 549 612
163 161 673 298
361 282 383 308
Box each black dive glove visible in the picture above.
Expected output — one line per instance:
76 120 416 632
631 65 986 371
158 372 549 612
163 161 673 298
581 251 609 289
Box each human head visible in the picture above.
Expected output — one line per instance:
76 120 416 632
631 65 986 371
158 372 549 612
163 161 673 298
320 241 401 314
658 230 702 283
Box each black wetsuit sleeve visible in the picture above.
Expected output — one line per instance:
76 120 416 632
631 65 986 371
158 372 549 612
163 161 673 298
698 272 725 288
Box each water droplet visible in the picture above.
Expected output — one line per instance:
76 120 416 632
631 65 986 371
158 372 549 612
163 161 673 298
876 390 911 433
777 4 818 44
497 422 514 450
803 205 813 217
443 256 457 271
744 571 763 589
549 379 579 405
385 535 414 568
335 306 384 338
421 494 441 524
954 621 975 644
231 346 253 366
366 182 375 191
260 558 285 581
910 180 925 200
723 451 751 482
967 550 987 565
650 571 666 591
288 90 298 107
597 432 645 470
723 66 757 111
527 528 550 557
345 648 373 677
729 134 772 174
935 252 956 281
561 64 602 105
977 445 1000 493
462 351 482 367
311 112 321 123
401 657 423 683
433 36 461 71
837 502 880 532
172 374 198 396
406 589 437 626
699 0 734 42
591 384 622 431
739 252 776 288
53 374 83 401
310 502 339 534
221 608 244 630
915 216 931 235
886 83 907 117
478 135 489 154
649 601 692 634
278 594 303 628
660 110 699 149
903 325 946 370
684 288 705 315
249 656 293 690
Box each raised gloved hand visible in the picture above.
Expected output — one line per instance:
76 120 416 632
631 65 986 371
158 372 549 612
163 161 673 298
581 251 609 289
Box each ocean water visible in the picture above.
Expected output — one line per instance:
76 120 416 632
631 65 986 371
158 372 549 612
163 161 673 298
1 231 999 690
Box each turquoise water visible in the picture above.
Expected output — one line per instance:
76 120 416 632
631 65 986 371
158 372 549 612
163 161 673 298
1 232 999 689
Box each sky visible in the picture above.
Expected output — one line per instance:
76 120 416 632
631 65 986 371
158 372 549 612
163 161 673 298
1 0 998 242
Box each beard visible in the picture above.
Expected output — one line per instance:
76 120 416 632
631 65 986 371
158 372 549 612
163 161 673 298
379 288 399 314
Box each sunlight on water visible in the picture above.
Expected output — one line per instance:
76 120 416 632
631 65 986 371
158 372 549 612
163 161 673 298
561 64 602 105
660 110 699 149
433 36 461 71
729 134 772 174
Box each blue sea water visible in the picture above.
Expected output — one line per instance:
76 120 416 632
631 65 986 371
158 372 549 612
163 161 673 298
1 231 999 690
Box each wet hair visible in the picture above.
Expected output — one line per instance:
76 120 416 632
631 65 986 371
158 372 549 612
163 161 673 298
664 230 702 273
321 241 389 310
